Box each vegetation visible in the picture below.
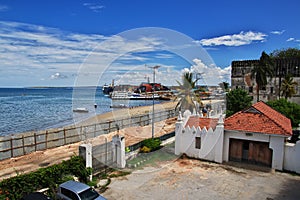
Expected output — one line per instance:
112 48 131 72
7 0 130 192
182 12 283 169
266 98 300 128
219 81 230 92
0 156 91 200
270 47 300 58
226 88 252 117
280 74 298 99
127 142 177 168
175 71 200 112
140 138 161 152
251 51 274 102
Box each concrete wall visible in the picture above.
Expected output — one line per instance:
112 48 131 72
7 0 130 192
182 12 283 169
175 111 224 163
284 141 300 174
223 130 286 170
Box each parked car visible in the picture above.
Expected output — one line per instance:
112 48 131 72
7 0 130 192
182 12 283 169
56 180 106 200
21 192 52 200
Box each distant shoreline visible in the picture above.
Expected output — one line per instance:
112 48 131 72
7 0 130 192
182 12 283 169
0 101 177 138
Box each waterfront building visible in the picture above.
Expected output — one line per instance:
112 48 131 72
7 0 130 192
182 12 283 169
231 58 300 103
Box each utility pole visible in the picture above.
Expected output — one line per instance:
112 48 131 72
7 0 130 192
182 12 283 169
148 65 160 138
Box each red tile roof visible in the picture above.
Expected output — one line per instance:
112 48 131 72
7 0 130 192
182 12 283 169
185 116 219 130
224 101 292 136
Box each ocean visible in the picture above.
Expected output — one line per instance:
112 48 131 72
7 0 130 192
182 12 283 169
0 87 163 136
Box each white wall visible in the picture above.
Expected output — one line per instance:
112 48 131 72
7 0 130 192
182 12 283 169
269 136 285 171
284 141 300 174
175 112 224 163
223 130 286 170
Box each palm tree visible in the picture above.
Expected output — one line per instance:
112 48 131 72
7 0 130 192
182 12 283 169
281 74 298 99
251 51 274 102
175 71 200 112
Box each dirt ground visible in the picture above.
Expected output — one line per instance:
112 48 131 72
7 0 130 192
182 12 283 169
103 158 300 200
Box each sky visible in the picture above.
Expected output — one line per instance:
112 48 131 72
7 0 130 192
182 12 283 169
0 0 299 87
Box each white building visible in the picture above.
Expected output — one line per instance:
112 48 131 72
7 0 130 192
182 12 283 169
175 101 300 173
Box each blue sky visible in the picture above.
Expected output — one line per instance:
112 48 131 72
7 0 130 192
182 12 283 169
0 0 299 87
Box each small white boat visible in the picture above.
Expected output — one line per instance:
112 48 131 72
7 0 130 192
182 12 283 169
73 107 89 113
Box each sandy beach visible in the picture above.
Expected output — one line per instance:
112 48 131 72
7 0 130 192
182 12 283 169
0 101 177 180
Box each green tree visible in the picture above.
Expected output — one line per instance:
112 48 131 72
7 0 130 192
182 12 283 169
281 74 298 99
219 81 230 92
226 88 252 117
270 47 300 58
175 71 200 112
251 51 274 102
267 98 300 127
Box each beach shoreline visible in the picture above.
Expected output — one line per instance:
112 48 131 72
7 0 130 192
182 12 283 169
0 101 177 180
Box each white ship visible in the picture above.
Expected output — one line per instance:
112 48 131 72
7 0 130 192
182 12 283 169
110 91 160 100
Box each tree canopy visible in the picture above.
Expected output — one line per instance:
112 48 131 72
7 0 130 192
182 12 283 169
266 98 300 128
250 51 274 102
175 71 200 112
280 74 298 99
226 88 252 117
270 47 300 58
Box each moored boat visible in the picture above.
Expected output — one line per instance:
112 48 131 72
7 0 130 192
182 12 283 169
73 107 89 113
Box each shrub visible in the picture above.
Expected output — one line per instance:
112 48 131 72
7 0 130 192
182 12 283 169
140 146 151 153
141 138 161 152
0 156 90 200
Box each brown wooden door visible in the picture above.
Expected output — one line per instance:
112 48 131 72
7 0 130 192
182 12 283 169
251 142 272 166
229 139 272 167
229 139 243 162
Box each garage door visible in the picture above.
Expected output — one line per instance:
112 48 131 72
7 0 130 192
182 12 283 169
229 139 272 167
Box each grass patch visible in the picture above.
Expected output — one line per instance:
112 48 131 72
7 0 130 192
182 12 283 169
127 145 177 168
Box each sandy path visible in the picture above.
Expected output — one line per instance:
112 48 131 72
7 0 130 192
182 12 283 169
103 158 300 200
0 102 177 180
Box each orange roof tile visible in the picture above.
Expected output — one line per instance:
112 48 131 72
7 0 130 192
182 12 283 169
224 101 292 136
185 116 219 131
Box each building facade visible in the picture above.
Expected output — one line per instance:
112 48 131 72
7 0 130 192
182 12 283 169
231 58 300 103
175 102 300 173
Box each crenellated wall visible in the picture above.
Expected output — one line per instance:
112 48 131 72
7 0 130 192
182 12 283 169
175 111 224 163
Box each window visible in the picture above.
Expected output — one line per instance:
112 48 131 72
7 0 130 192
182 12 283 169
61 188 80 200
249 86 253 93
195 137 201 149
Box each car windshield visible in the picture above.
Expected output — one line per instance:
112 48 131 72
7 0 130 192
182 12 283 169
78 188 100 200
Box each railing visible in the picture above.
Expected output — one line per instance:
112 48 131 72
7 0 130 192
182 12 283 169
0 108 177 161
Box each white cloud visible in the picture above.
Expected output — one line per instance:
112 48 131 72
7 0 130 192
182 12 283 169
83 3 105 12
270 30 285 35
0 21 175 86
0 21 231 87
0 5 8 12
199 31 267 47
180 59 231 85
287 37 300 42
287 37 295 42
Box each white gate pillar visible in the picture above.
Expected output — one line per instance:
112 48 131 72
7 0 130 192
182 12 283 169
79 143 93 181
112 135 126 168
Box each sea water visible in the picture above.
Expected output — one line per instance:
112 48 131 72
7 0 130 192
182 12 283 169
0 87 163 136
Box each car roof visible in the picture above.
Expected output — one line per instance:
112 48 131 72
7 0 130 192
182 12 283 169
59 180 90 194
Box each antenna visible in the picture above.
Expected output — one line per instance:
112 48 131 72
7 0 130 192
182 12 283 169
148 65 161 83
146 65 161 139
